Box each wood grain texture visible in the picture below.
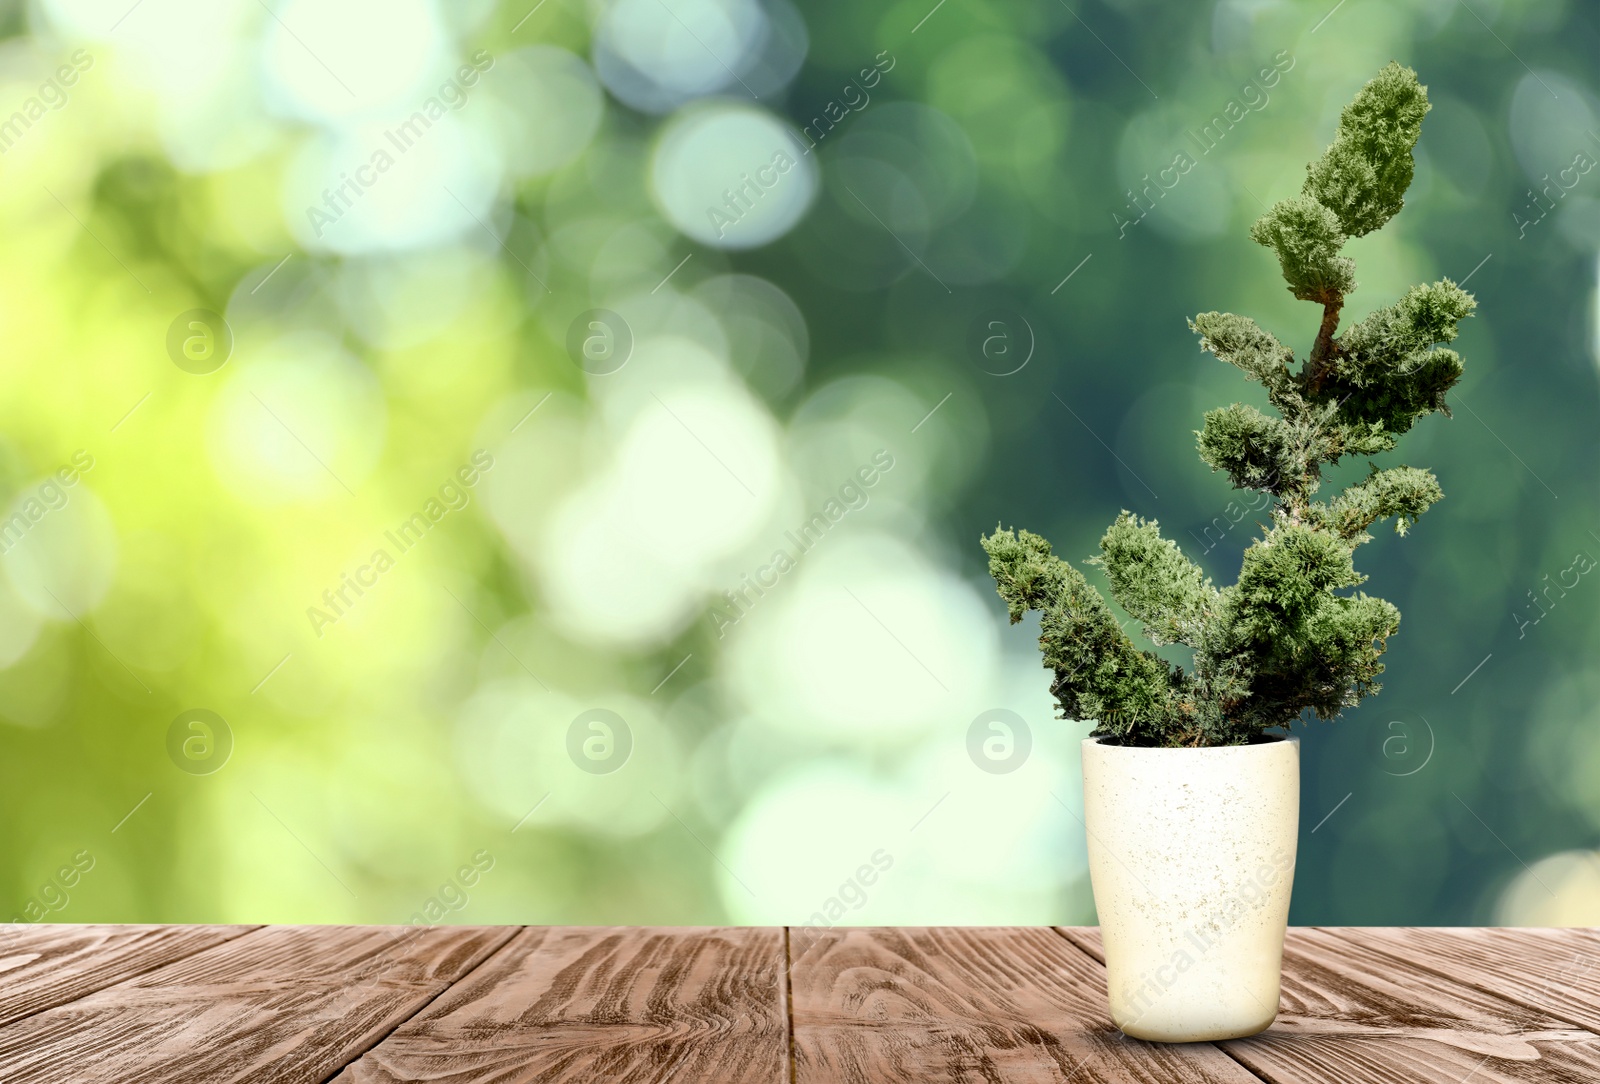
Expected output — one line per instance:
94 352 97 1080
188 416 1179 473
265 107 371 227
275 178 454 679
1055 926 1105 963
1319 927 1600 1032
1221 927 1600 1084
334 926 788 1084
787 925 1259 1083
1064 925 1600 1081
0 924 257 1028
4 925 1598 1083
0 924 515 1084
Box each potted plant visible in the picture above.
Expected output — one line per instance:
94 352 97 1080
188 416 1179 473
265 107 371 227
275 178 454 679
982 62 1473 1043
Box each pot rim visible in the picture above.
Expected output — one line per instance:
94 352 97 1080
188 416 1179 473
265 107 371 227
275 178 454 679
1082 733 1300 753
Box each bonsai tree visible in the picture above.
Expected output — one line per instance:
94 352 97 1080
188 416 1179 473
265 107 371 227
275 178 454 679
982 63 1474 748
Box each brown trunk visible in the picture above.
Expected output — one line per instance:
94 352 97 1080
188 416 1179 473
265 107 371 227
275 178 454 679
1306 296 1343 395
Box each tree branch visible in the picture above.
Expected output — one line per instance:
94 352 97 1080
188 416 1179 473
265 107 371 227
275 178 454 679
1306 296 1344 395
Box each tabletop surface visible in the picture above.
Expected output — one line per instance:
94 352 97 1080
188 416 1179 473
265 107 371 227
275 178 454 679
0 925 1596 1082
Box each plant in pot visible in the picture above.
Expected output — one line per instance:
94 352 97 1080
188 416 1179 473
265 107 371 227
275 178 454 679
982 62 1474 1043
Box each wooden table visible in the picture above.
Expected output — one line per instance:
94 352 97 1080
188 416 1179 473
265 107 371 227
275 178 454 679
0 925 1596 1081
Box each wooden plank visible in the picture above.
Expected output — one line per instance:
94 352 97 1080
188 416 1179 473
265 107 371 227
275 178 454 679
788 926 1258 1083
1059 925 1600 1082
6 925 1594 1082
1218 927 1600 1083
0 924 516 1084
1317 927 1600 1032
1057 926 1105 963
0 924 257 1028
334 926 788 1084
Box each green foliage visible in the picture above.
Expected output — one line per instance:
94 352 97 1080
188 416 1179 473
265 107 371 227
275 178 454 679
1196 403 1302 497
1318 280 1475 439
982 528 1190 742
1189 312 1299 411
984 63 1471 746
1248 196 1356 304
1302 61 1431 237
1313 465 1443 539
1338 280 1476 363
1093 512 1218 647
1211 527 1401 733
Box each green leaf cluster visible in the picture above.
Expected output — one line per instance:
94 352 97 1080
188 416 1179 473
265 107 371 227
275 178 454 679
983 63 1473 746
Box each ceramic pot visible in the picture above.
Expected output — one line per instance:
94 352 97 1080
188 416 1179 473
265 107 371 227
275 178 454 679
1081 734 1299 1042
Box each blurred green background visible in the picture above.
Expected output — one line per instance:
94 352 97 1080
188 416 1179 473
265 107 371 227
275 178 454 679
0 0 1595 929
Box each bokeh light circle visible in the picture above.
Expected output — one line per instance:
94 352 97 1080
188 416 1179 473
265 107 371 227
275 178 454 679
650 102 816 249
260 0 445 123
593 0 804 114
207 333 388 504
691 274 809 400
488 46 604 178
3 481 118 619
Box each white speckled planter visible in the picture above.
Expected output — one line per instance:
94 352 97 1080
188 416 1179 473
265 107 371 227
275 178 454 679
1081 735 1299 1042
